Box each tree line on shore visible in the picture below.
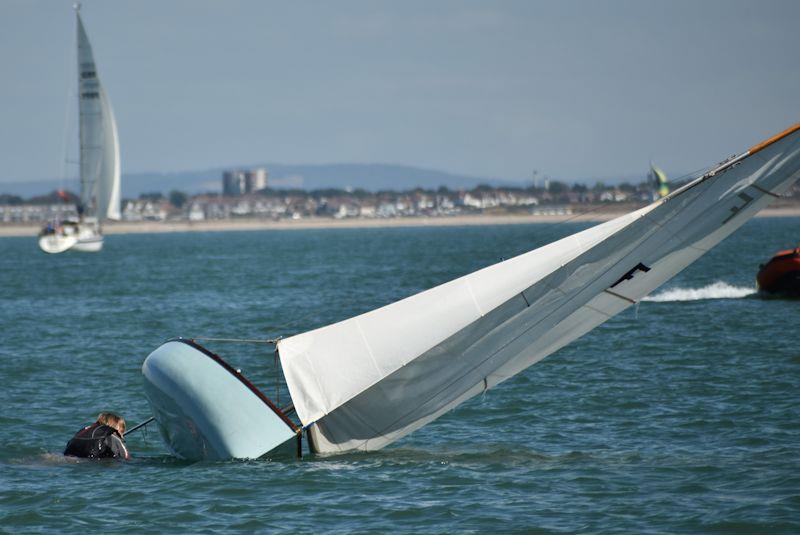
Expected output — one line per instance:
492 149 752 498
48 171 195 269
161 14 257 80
3 179 799 207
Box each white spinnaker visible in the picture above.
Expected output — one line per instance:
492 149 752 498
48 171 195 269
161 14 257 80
77 12 120 220
279 127 800 454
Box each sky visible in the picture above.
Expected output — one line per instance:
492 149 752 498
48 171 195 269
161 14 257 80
2 0 799 186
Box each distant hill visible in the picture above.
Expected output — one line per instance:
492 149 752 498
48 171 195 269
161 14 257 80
0 162 648 199
0 163 521 198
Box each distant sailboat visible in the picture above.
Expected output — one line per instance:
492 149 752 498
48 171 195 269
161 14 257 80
39 5 120 254
142 123 800 460
649 162 670 199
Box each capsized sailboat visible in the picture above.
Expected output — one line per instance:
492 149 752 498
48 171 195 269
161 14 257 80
39 5 120 254
142 123 800 460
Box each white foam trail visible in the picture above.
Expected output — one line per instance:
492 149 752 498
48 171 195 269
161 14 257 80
643 281 756 302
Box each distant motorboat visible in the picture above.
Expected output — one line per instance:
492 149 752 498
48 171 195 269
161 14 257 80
757 246 800 297
39 5 120 254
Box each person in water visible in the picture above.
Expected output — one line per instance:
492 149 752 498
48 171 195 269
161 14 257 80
64 412 130 460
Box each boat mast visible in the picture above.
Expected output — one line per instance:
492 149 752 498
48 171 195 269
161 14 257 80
74 3 86 219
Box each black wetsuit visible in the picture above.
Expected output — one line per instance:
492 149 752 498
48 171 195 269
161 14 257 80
64 423 128 459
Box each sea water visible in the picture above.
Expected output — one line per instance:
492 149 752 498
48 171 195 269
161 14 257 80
1 218 798 533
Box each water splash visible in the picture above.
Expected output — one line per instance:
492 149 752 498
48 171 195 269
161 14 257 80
644 281 756 302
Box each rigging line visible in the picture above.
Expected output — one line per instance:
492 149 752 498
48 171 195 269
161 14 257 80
190 337 279 345
291 306 329 328
123 417 155 437
523 201 617 247
523 164 712 248
749 183 781 198
342 173 728 451
292 173 713 399
254 172 715 343
58 23 77 221
604 289 637 304
281 292 376 338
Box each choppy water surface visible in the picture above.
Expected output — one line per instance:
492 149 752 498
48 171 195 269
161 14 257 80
1 218 799 533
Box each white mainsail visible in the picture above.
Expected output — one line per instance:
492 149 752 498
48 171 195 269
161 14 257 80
77 10 120 221
278 125 800 454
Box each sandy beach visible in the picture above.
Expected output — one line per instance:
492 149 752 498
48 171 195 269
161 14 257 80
1 205 798 238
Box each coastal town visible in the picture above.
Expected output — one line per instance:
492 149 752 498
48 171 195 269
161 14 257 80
2 166 800 225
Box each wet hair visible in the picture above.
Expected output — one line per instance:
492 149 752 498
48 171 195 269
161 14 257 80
97 412 126 435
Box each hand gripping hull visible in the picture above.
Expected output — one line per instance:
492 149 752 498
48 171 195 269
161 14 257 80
142 339 297 460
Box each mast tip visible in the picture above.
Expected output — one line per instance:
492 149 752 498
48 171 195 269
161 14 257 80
73 2 81 11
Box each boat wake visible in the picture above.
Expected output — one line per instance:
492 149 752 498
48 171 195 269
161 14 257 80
643 281 757 302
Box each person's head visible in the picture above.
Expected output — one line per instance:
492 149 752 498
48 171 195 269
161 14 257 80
97 412 126 435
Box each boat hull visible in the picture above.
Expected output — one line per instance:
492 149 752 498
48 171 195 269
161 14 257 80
757 248 800 297
142 339 297 460
38 222 104 253
38 234 78 254
72 235 104 252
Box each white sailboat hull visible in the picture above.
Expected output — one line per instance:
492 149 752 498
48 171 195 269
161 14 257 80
38 234 79 254
72 228 104 252
71 239 103 253
38 222 103 253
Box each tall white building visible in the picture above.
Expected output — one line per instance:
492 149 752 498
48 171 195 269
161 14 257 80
222 168 268 196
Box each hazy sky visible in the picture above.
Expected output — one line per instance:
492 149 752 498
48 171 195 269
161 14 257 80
2 0 799 185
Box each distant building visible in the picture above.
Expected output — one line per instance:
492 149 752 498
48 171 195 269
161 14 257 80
246 168 268 192
222 167 268 196
188 202 205 221
222 170 246 196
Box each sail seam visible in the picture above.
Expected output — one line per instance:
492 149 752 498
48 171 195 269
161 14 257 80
355 319 383 376
749 184 780 198
640 208 667 229
583 302 615 317
603 289 636 305
291 346 329 419
464 280 484 316
572 235 585 254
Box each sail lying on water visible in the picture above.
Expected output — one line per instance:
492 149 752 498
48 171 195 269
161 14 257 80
77 11 120 220
277 124 800 454
141 122 800 460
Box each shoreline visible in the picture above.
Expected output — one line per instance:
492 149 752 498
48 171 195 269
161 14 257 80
1 206 798 237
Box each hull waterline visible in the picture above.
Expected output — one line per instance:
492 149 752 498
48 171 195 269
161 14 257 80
71 235 104 252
